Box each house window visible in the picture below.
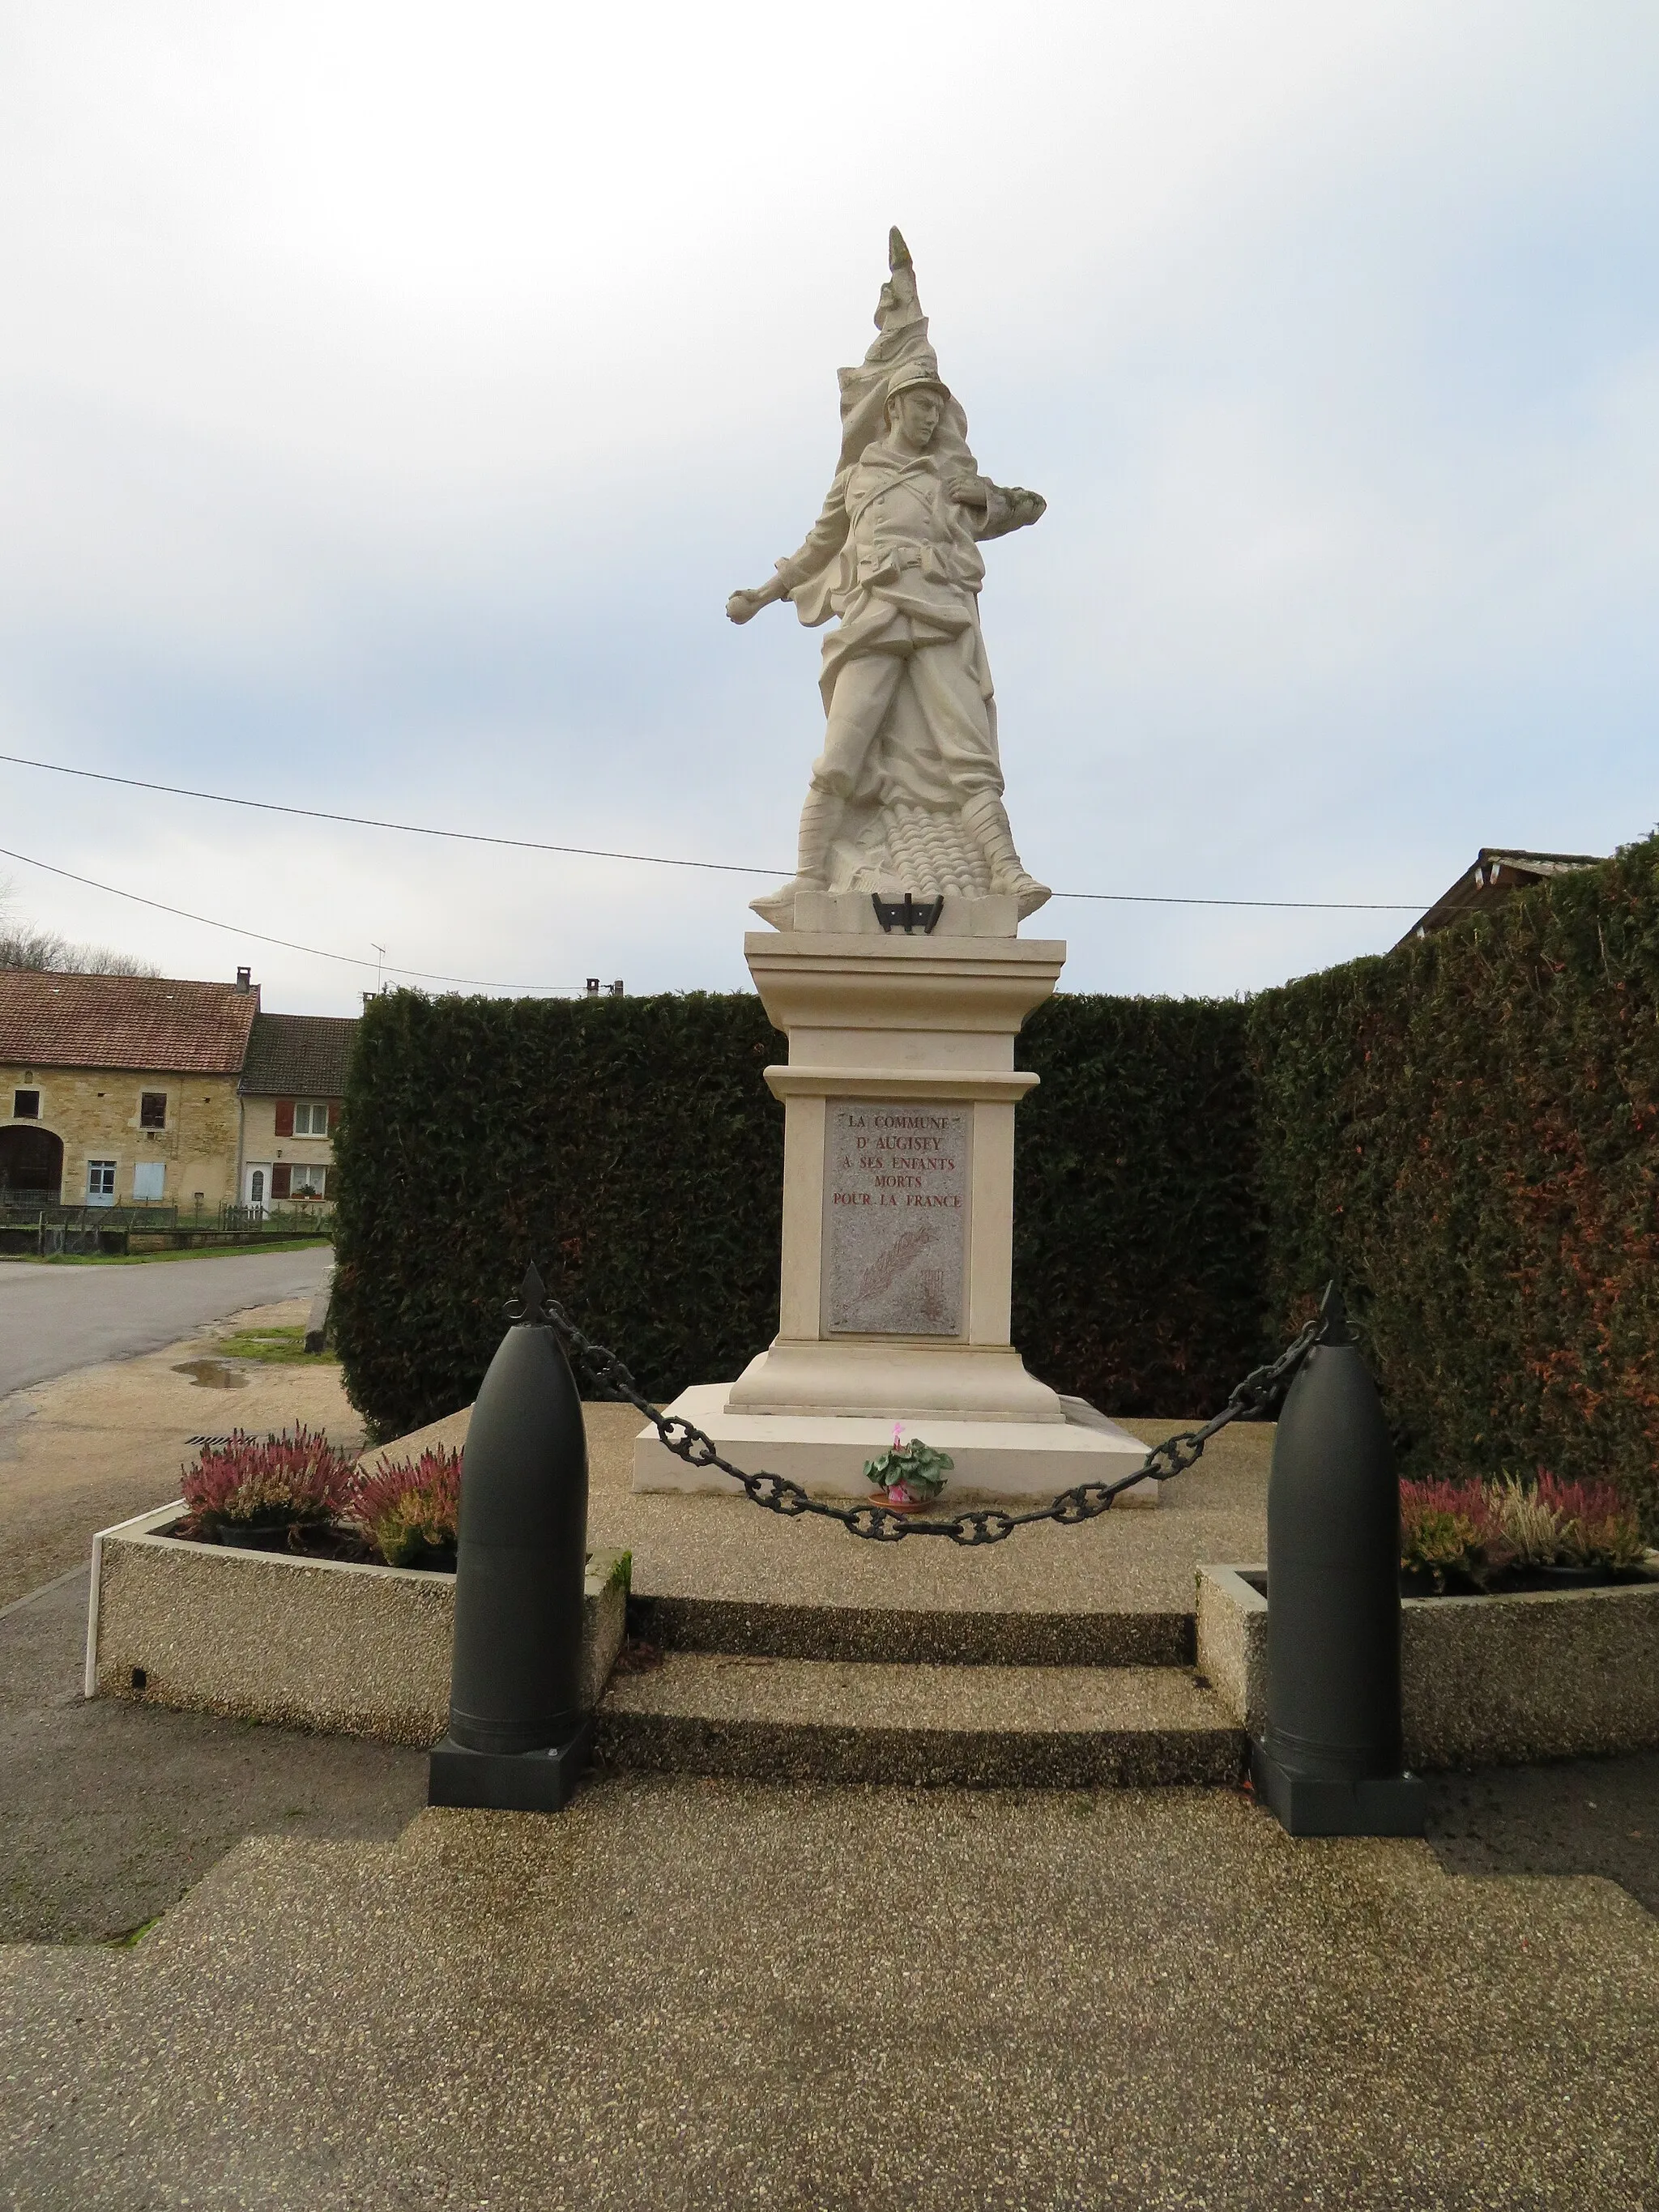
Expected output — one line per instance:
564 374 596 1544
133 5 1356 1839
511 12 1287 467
292 1100 331 1137
288 1164 329 1197
87 1160 117 1204
132 1161 165 1202
139 1092 167 1129
12 1089 40 1119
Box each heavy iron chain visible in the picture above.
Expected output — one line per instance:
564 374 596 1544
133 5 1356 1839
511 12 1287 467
539 1295 1322 1547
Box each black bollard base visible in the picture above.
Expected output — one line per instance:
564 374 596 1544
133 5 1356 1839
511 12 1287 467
428 1717 595 1815
1252 1742 1427 1839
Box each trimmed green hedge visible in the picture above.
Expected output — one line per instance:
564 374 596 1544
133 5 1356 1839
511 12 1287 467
331 991 785 1439
1252 834 1659 1528
333 837 1658 1529
332 987 1265 1439
1013 995 1263 1414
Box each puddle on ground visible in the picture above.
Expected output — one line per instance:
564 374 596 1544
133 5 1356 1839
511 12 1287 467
171 1358 248 1391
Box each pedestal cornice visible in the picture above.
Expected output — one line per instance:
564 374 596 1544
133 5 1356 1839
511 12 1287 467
744 931 1066 1039
764 1066 1038 1104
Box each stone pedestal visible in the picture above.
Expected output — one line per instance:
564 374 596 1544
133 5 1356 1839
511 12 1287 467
729 921 1064 1423
633 901 1158 1503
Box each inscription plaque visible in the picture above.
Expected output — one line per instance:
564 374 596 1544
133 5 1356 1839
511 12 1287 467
824 1102 969 1336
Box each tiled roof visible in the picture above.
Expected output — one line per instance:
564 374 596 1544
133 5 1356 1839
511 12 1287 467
0 971 260 1074
1394 848 1607 949
238 1012 359 1097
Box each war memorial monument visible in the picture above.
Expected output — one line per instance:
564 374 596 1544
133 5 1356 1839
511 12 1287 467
633 233 1152 1503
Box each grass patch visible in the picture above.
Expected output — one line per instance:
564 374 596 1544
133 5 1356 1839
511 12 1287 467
14 1238 333 1268
104 1916 162 1949
214 1325 335 1366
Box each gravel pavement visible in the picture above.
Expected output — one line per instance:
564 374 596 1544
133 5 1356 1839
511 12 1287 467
2 1767 1655 2209
1 1291 1654 2205
0 1244 333 1398
0 1297 362 1609
0 1569 424 1943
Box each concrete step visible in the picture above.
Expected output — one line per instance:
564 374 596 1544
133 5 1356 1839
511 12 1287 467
626 1592 1193 1669
596 1653 1245 1788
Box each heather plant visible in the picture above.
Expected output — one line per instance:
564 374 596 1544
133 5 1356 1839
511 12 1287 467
1399 1477 1509 1590
1405 1471 1648 1585
181 1427 355 1542
1535 1473 1648 1571
349 1446 462 1570
1486 1475 1564 1570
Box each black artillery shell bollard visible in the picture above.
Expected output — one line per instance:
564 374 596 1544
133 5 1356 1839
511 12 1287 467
428 1266 594 1814
1251 1284 1427 1839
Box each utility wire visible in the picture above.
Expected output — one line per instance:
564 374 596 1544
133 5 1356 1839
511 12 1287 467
0 846 585 994
0 752 767 879
0 751 1428 911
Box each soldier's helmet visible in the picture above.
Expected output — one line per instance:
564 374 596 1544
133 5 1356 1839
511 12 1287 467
885 355 950 406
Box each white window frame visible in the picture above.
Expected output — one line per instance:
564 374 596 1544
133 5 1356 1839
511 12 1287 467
288 1163 328 1196
87 1159 117 1204
292 1100 330 1137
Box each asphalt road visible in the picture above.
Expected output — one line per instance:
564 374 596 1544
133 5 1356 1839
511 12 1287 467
0 1246 334 1398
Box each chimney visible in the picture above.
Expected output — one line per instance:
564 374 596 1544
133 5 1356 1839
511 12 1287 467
235 967 252 993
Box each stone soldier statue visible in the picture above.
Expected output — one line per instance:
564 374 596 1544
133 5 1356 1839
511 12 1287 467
728 230 1051 926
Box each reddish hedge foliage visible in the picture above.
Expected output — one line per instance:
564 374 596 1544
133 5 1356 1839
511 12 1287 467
1253 833 1659 1531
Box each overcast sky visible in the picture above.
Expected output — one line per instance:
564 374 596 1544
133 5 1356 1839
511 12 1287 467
2 2 1656 1012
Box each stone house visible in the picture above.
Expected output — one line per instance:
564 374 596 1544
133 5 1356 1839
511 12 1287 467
235 1012 358 1210
0 969 261 1209
0 970 360 1213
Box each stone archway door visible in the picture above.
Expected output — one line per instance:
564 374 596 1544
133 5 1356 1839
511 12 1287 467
0 1124 65 1202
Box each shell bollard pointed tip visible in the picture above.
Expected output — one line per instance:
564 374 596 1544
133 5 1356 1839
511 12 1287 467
505 1264 548 1326
1317 1280 1352 1345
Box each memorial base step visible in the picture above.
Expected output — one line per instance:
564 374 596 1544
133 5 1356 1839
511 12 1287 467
596 1652 1244 1788
625 1592 1194 1669
630 1383 1159 1502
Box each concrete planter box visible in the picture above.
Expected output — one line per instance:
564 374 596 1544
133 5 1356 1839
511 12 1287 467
84 1504 629 1747
1196 1562 1659 1770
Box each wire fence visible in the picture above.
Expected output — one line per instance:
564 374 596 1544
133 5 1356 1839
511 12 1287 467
0 1198 335 1255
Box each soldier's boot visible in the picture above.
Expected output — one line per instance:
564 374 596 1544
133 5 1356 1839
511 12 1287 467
751 786 843 927
962 791 1051 916
792 786 840 890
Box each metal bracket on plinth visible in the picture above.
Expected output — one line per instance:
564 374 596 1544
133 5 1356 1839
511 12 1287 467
871 892 944 935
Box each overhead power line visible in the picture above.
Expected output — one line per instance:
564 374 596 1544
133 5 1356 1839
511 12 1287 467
0 845 585 994
0 752 1427 911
